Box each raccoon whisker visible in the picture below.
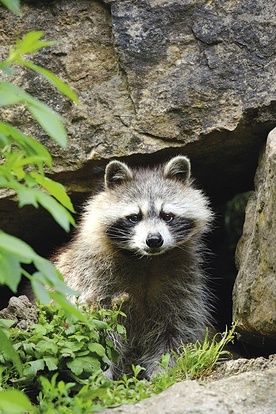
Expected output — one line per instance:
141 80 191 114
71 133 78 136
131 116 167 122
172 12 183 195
106 233 130 241
106 229 130 237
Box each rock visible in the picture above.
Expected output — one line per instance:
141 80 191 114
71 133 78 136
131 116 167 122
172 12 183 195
233 128 276 350
0 295 37 329
0 0 275 198
207 354 276 381
107 0 275 142
103 356 276 414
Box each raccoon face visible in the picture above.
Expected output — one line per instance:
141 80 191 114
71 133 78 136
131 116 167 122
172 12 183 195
102 156 211 257
106 204 196 256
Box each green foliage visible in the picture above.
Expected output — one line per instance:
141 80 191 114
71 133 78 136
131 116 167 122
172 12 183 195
151 327 235 392
37 324 235 411
0 390 33 414
0 302 130 413
0 29 78 102
0 302 125 395
0 9 83 388
173 328 234 379
0 327 22 376
0 301 235 412
36 370 151 413
0 31 77 232
0 29 79 301
0 0 20 15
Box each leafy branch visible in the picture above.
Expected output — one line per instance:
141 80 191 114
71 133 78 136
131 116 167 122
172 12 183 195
0 6 85 396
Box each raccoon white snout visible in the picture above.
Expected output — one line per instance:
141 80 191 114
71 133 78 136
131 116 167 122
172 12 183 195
146 233 164 248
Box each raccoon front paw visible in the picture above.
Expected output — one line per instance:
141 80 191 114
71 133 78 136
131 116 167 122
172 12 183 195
103 367 113 380
104 362 123 381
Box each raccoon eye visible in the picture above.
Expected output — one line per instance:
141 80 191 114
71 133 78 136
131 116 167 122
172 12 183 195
162 212 174 223
127 214 141 224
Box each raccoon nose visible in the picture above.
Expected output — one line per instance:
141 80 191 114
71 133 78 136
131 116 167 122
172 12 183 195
146 233 163 248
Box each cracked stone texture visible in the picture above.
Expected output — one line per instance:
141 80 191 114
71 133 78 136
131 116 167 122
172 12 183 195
0 0 275 189
0 295 37 329
233 128 276 349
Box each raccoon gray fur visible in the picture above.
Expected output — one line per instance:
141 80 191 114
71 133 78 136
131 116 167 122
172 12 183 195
53 156 214 379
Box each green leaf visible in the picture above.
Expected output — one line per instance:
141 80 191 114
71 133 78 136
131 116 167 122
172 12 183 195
0 121 52 166
27 100 67 148
0 251 21 292
44 357 58 371
24 61 79 102
24 359 45 378
66 356 101 376
35 339 58 355
0 132 9 146
0 319 15 329
88 343 106 357
0 329 22 375
0 176 9 187
0 82 22 106
0 390 33 414
0 84 67 147
0 0 21 16
33 258 60 284
34 191 75 231
50 293 86 323
13 31 54 56
30 173 75 212
0 231 38 263
0 64 13 75
33 260 76 296
17 187 39 208
91 319 108 330
116 323 126 335
30 274 52 304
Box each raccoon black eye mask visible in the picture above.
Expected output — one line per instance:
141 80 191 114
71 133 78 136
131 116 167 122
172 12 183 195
106 211 196 255
53 156 214 380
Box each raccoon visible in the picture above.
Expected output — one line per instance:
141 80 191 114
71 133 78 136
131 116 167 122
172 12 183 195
54 156 214 379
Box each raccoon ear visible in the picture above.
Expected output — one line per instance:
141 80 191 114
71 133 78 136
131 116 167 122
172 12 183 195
105 160 133 189
163 156 191 182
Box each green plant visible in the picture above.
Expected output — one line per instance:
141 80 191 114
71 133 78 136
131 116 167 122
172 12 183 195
0 0 20 15
176 328 234 379
0 11 85 302
0 30 78 299
0 1 85 409
0 302 126 397
151 326 235 393
0 389 33 414
0 300 235 412
37 324 235 412
36 365 152 413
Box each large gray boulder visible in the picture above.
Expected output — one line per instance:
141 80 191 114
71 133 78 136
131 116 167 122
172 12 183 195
233 128 276 349
0 0 275 196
